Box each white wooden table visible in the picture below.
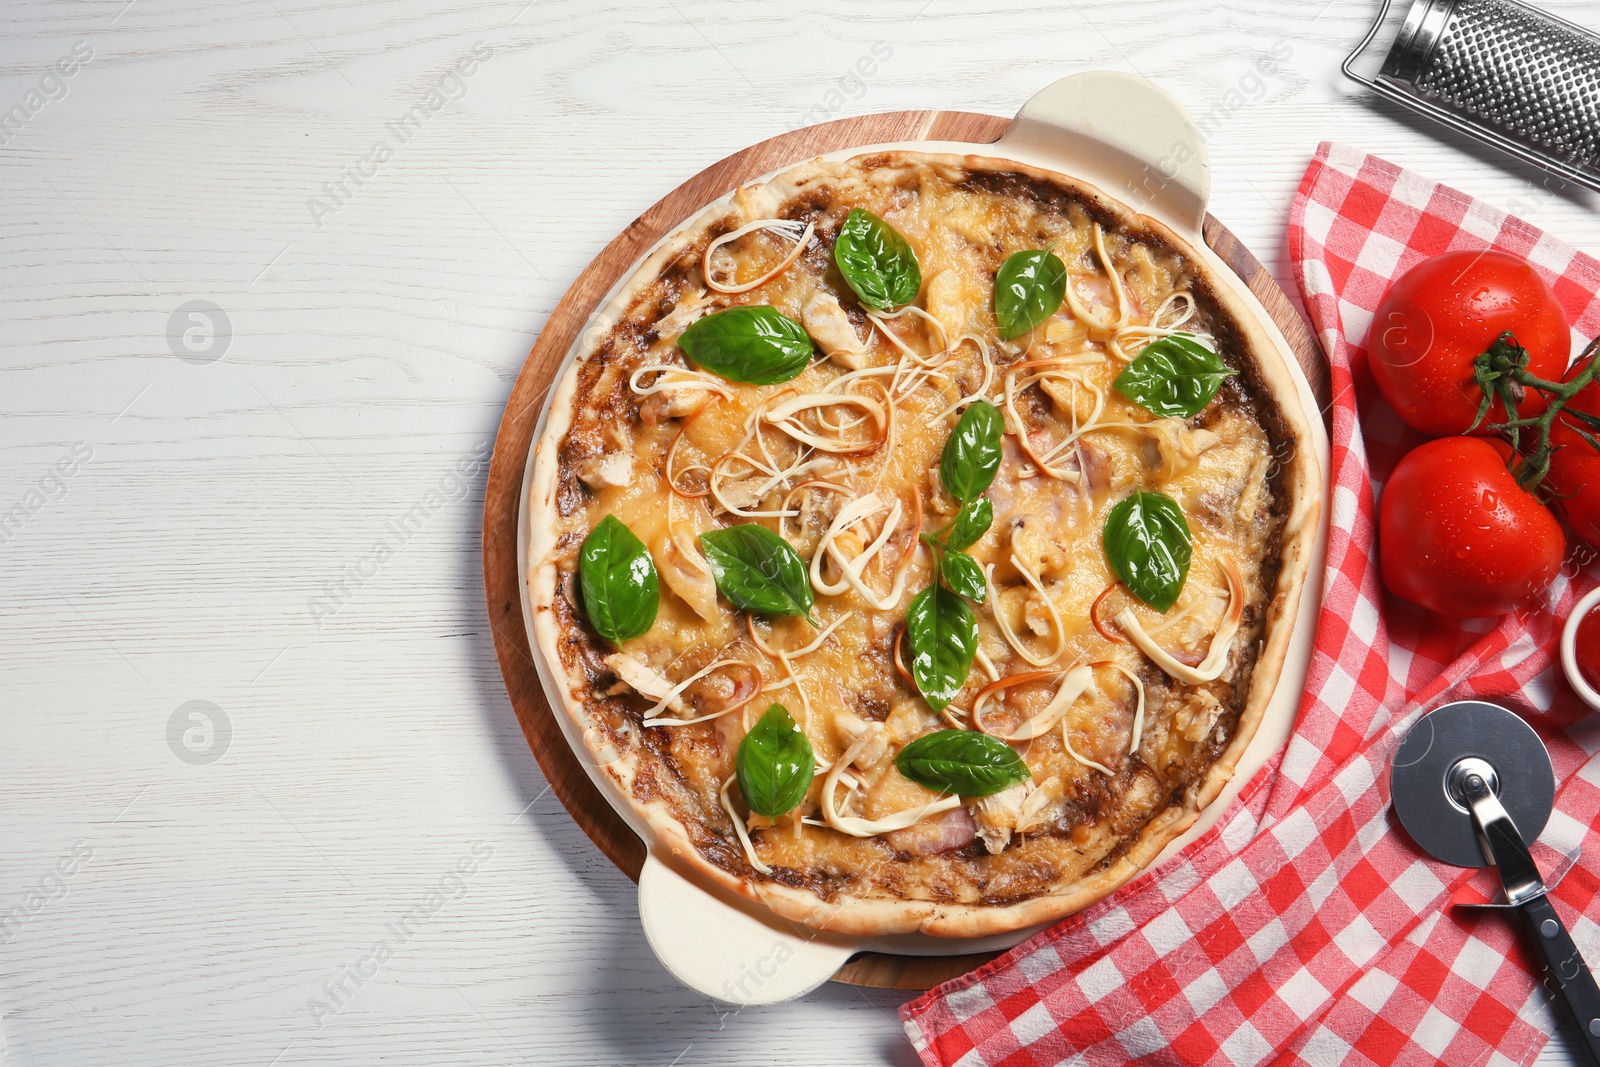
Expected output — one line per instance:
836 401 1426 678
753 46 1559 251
5 1 1600 1064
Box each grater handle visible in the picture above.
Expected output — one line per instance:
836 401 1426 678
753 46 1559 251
1341 0 1398 87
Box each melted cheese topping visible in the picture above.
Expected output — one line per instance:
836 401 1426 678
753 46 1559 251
549 158 1286 908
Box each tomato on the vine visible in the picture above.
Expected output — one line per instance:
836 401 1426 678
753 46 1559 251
1546 370 1600 546
1368 250 1569 437
1379 436 1564 617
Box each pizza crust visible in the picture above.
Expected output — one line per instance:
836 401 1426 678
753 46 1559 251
526 151 1321 938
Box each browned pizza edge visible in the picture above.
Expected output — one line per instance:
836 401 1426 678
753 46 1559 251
525 150 1323 939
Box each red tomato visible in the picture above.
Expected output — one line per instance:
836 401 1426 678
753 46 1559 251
1545 371 1600 545
1379 437 1563 617
1369 250 1569 437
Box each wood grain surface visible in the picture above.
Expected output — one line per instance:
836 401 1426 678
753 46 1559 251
9 0 1600 1062
482 108 1332 992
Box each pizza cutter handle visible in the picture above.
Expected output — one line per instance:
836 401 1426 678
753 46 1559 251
1514 894 1600 1065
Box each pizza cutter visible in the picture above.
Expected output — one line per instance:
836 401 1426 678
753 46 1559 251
1392 700 1600 1064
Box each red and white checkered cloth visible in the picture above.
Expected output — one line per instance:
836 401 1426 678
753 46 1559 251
900 142 1600 1066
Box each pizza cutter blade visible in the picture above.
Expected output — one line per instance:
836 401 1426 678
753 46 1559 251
1392 700 1600 1064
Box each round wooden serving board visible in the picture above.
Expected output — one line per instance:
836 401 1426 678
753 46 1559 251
482 109 1331 992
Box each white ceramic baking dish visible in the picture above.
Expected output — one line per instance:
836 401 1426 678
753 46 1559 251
517 70 1331 1005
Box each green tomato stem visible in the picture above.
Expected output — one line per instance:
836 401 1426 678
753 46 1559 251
1473 332 1600 492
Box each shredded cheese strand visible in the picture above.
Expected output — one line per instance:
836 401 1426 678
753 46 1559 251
777 479 851 541
971 664 1096 742
1061 223 1130 336
666 401 718 498
1062 718 1115 777
810 494 889 596
641 659 759 724
762 391 888 454
1003 368 1081 483
745 613 853 729
808 493 920 611
1004 362 1149 477
720 776 774 874
792 614 851 655
1013 554 1068 663
1006 664 1096 742
820 725 964 838
702 219 815 295
707 411 833 518
824 503 917 611
867 306 951 369
1034 372 1107 464
975 647 1000 683
927 334 997 424
1098 661 1148 755
984 563 1057 668
783 655 811 724
1107 292 1213 362
865 378 901 493
1006 353 1108 371
821 365 898 393
628 365 734 401
830 498 901 583
869 307 961 405
1115 558 1244 684
708 450 829 518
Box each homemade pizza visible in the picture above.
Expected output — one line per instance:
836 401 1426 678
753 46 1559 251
527 152 1319 937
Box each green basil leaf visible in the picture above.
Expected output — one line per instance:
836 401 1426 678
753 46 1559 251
833 208 921 310
905 585 978 712
578 514 659 645
1102 491 1192 612
940 401 1004 503
940 551 987 604
678 305 815 385
700 524 815 621
895 729 1030 797
736 703 815 818
994 249 1067 340
1113 334 1236 418
943 497 993 552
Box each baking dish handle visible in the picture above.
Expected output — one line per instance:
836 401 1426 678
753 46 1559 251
992 70 1210 239
637 851 855 1004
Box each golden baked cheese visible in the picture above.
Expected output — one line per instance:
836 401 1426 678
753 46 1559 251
526 152 1319 937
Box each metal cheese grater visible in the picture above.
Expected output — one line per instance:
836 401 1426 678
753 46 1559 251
1343 0 1600 191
